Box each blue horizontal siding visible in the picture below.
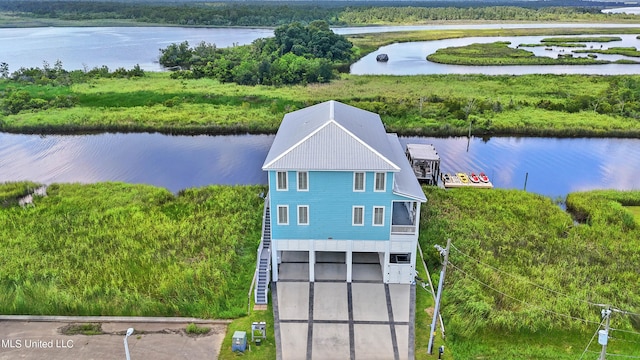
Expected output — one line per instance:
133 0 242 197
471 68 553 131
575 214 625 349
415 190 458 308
269 170 411 241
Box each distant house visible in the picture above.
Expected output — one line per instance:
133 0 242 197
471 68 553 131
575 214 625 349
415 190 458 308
255 100 426 304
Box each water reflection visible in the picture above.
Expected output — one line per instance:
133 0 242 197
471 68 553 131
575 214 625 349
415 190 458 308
1 132 638 199
351 34 640 75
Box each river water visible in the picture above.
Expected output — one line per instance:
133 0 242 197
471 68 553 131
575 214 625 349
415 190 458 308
350 34 640 75
2 23 640 73
1 132 638 199
1 24 639 198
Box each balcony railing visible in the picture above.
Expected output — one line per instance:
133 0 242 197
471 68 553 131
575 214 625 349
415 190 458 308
391 225 416 234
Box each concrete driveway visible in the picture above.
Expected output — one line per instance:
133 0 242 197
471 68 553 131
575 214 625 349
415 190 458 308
273 265 415 360
0 317 227 360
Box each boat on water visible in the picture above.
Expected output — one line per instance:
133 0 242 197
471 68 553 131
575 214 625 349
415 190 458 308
479 172 489 183
457 172 469 183
469 173 480 183
443 173 452 183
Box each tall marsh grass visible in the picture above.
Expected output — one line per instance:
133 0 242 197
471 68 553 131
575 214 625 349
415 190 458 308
3 73 640 137
420 188 640 336
0 182 266 318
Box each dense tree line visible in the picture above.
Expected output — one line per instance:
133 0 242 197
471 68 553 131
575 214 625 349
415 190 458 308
1 1 636 27
159 21 352 85
0 1 348 26
338 6 622 23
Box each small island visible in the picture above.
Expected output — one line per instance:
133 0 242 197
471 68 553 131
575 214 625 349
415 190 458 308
426 41 638 66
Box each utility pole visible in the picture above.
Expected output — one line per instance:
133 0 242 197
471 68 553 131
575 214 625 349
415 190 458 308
428 238 451 355
599 306 611 360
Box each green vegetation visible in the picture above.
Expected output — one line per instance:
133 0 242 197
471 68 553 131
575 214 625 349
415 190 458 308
518 43 586 48
420 188 640 359
348 27 640 57
3 180 639 358
60 323 103 336
0 62 144 115
185 323 211 335
160 21 352 85
542 36 623 43
627 206 640 222
338 6 640 25
0 182 266 318
3 72 640 137
427 41 613 66
574 47 640 57
2 2 640 28
219 305 276 359
0 181 40 206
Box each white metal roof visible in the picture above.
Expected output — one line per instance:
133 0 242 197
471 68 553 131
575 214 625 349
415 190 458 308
263 100 400 171
388 134 428 202
406 143 440 161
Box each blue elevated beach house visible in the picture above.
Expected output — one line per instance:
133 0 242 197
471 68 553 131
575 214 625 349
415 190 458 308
254 100 426 305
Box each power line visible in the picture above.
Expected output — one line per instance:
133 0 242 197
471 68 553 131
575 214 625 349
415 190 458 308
610 336 640 346
612 308 640 318
448 261 601 326
611 328 640 337
449 242 640 316
584 351 640 359
449 242 603 308
579 318 606 360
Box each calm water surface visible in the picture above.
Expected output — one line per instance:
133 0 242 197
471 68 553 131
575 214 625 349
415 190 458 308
2 24 640 73
1 133 638 199
351 34 640 75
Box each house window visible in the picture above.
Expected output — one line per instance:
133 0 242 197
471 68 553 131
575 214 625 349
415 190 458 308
297 171 308 191
277 205 289 225
276 171 288 191
374 172 386 192
352 206 364 226
373 206 385 226
390 253 411 264
353 172 365 192
298 205 309 225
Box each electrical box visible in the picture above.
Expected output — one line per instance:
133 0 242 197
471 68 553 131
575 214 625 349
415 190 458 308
232 331 247 352
598 330 608 346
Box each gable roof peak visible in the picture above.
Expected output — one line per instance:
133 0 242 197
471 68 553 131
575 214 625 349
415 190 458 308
262 100 400 171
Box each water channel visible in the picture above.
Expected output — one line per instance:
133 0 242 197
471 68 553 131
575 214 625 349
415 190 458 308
1 132 638 200
1 24 639 199
2 23 640 74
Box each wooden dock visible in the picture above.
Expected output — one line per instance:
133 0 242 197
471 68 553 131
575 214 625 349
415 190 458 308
442 173 493 189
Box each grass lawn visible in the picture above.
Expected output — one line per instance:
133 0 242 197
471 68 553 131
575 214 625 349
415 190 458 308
625 206 640 222
218 302 276 360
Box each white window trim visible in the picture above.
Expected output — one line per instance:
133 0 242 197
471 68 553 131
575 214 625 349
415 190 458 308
353 172 365 192
277 205 289 225
276 171 288 191
297 171 309 192
352 206 364 226
372 206 385 226
297 205 309 225
374 172 386 192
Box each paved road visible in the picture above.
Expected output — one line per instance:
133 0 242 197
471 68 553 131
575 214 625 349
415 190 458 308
0 318 228 360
